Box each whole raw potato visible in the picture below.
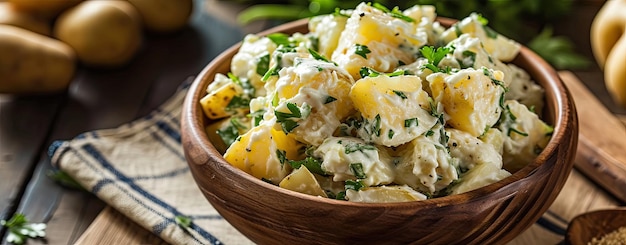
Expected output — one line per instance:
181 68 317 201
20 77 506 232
127 0 193 33
0 2 51 36
7 0 82 18
54 0 143 67
0 25 76 94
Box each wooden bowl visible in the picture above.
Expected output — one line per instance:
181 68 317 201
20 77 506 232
181 17 578 244
566 208 626 244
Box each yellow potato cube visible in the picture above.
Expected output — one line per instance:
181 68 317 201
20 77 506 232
350 75 437 146
224 123 304 184
279 166 327 197
429 68 505 137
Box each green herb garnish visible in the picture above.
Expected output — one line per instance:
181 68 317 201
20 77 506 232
1 213 46 245
420 46 453 73
354 44 371 59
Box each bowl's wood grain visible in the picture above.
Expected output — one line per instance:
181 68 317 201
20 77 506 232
182 18 578 244
566 208 626 245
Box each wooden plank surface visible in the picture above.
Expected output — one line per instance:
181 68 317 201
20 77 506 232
72 71 624 245
0 0 253 243
562 71 626 202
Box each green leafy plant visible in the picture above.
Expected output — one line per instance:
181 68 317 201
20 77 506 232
1 213 47 245
231 0 588 70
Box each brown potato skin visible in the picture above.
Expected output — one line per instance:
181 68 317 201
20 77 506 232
0 25 76 94
128 0 193 33
54 0 143 67
7 0 82 18
0 2 51 36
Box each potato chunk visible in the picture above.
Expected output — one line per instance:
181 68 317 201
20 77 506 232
350 75 437 147
279 166 327 197
428 68 506 137
346 185 427 203
331 2 427 79
224 123 304 184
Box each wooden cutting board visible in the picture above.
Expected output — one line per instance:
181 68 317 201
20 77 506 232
74 71 626 244
561 71 626 202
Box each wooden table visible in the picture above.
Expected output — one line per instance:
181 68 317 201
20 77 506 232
1 1 623 244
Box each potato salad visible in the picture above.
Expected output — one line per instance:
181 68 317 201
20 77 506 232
200 2 553 203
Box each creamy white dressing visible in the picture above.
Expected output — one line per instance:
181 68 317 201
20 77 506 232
208 2 552 202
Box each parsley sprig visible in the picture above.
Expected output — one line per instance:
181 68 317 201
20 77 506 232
274 102 311 133
359 67 406 78
372 3 414 22
419 46 453 73
1 213 46 245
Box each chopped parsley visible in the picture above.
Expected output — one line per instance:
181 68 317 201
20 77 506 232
175 215 192 229
349 163 367 179
308 48 335 65
1 213 46 245
324 95 337 104
267 33 294 46
482 67 508 91
354 44 371 59
404 118 419 127
225 96 250 112
344 142 376 154
256 54 270 76
289 156 326 176
333 7 351 18
217 117 247 147
335 179 365 200
274 102 311 134
372 3 414 22
459 50 476 69
419 46 453 73
276 149 288 167
392 90 407 99
372 114 382 137
248 109 265 127
359 67 406 78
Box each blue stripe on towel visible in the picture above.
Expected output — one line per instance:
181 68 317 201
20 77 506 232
156 121 181 143
536 216 566 235
82 144 223 245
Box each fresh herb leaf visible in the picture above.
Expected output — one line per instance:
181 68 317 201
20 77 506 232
420 46 452 67
308 48 335 65
420 46 453 73
276 149 288 167
392 90 407 99
344 142 376 154
354 44 371 59
225 96 250 112
47 169 85 191
289 157 326 175
217 117 247 147
404 118 419 127
350 163 367 179
345 179 364 191
324 96 337 104
459 50 476 68
256 54 270 76
482 67 508 92
372 3 414 22
372 114 382 137
1 213 46 245
267 33 293 46
275 103 310 134
175 215 192 229
388 129 395 139
333 7 350 18
248 109 265 127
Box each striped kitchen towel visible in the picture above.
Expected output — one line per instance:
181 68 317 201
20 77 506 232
48 76 618 245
